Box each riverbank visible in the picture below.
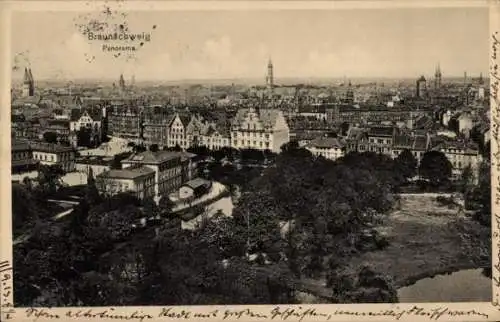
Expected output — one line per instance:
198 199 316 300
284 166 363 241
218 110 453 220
346 194 491 290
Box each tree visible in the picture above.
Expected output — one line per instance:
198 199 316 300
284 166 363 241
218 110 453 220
149 144 159 152
459 164 474 193
43 131 58 144
394 149 417 181
36 164 66 196
418 151 452 186
77 127 92 147
84 167 101 205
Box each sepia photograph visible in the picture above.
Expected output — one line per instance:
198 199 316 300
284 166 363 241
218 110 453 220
5 0 494 312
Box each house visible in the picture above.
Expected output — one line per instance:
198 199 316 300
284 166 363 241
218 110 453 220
431 139 482 180
392 134 430 165
11 140 38 173
306 136 346 161
142 108 174 148
96 166 156 200
30 142 76 172
107 103 142 141
167 113 191 149
230 107 290 153
121 150 198 198
365 126 397 156
69 108 103 146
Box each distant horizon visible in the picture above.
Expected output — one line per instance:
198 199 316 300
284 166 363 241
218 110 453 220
13 74 487 84
11 7 489 81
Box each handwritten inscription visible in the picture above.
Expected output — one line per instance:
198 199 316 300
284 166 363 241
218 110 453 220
492 29 500 311
7 305 489 321
0 260 14 320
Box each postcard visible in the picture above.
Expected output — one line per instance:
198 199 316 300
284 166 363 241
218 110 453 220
1 0 499 321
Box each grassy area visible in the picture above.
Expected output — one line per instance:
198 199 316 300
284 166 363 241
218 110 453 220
346 194 491 288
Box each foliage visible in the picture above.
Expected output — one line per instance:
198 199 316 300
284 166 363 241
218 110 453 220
110 151 132 169
466 161 491 226
35 164 66 196
43 131 58 144
394 149 417 181
149 144 159 152
418 151 452 186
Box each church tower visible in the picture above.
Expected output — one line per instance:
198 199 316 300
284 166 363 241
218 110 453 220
22 67 34 97
266 58 274 96
119 74 126 91
434 63 442 90
345 80 354 104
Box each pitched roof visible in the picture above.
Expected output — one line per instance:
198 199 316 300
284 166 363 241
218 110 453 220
181 178 211 190
367 126 395 137
232 108 282 128
393 134 413 149
97 166 155 180
307 136 345 149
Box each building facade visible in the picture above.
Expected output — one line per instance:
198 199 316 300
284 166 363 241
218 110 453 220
121 150 198 198
30 142 76 172
96 166 156 200
306 137 346 161
230 108 290 153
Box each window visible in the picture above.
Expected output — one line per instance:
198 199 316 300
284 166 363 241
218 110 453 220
265 142 269 148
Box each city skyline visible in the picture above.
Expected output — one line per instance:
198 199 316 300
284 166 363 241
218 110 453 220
11 7 488 82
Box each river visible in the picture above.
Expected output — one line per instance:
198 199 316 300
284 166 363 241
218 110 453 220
397 269 492 302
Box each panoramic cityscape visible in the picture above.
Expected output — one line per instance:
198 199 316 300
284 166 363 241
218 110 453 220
10 6 492 306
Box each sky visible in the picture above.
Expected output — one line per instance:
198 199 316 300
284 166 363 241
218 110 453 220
11 7 489 82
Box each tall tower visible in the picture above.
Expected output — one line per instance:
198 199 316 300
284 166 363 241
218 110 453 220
464 71 467 85
119 74 126 91
22 67 34 97
345 80 354 104
434 63 442 90
266 58 274 96
416 75 427 98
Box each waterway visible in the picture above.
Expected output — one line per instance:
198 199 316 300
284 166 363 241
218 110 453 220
397 268 491 302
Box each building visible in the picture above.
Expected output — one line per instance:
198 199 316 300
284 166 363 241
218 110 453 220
201 124 231 150
142 108 174 148
108 103 142 141
458 112 473 138
392 134 430 165
22 67 35 97
178 178 212 200
434 64 442 90
96 166 156 200
75 155 114 177
365 126 398 156
432 140 482 180
416 76 427 98
306 136 346 161
231 107 290 153
266 58 274 96
121 150 198 198
11 140 38 173
30 142 76 172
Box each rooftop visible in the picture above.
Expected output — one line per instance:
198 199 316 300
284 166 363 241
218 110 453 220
97 166 155 180
30 142 75 153
307 136 345 149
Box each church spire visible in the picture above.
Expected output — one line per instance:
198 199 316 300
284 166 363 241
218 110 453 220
23 67 30 84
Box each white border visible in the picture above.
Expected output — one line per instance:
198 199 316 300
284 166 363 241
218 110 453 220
1 1 498 321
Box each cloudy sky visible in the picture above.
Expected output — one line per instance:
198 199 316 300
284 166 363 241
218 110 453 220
11 6 489 82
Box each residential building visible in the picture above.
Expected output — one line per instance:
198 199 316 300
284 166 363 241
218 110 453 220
70 108 104 146
96 166 156 200
108 104 142 141
306 136 346 161
11 140 37 173
121 150 198 198
365 126 397 156
142 109 174 147
230 107 290 153
30 142 76 172
432 140 482 180
167 113 190 149
392 134 430 165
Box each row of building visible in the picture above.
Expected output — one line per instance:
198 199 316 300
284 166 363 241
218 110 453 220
303 125 484 179
11 139 201 202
